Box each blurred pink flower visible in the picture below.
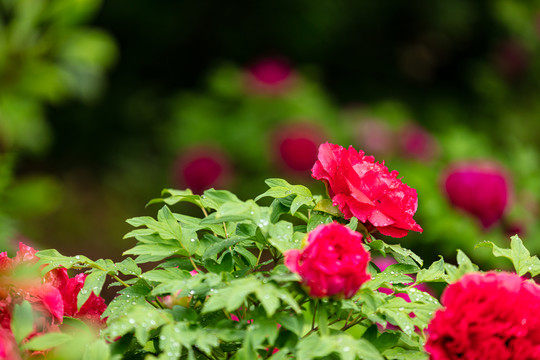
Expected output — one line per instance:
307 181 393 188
493 39 529 81
443 161 511 228
399 123 439 162
355 119 395 158
270 123 325 173
172 147 232 194
244 57 295 94
285 222 371 299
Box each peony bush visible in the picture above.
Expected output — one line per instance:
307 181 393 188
2 142 540 359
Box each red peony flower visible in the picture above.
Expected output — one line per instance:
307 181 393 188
426 272 540 360
0 242 108 356
46 268 107 326
172 147 232 195
443 161 511 228
284 222 371 299
0 327 20 360
270 123 326 173
311 142 423 238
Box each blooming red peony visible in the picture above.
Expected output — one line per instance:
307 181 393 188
311 142 423 238
426 272 540 360
284 222 371 299
443 161 511 228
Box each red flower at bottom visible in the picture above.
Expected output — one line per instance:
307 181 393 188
426 272 540 360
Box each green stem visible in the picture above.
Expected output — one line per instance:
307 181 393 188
294 211 309 223
311 300 318 330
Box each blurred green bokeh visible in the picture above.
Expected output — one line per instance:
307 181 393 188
1 0 540 270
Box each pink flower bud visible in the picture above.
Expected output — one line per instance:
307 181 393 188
443 161 511 228
284 222 371 299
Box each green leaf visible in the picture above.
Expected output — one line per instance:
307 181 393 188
83 339 111 360
36 249 94 274
115 257 142 276
201 189 243 210
11 301 34 343
367 240 423 267
142 268 192 283
148 188 202 208
383 348 428 360
203 277 300 315
275 313 304 336
313 199 342 217
307 212 333 232
21 332 73 351
77 270 106 310
365 264 418 290
255 178 314 214
297 334 383 360
477 235 540 276
415 258 447 284
203 235 247 258
268 221 299 253
202 277 260 313
204 252 234 273
235 246 259 267
123 243 183 263
345 217 359 231
103 306 168 345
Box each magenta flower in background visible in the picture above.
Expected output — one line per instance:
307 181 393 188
270 123 325 173
355 119 395 158
443 161 511 228
172 147 231 194
312 142 423 238
284 222 371 299
244 57 295 94
426 272 540 359
399 123 439 162
493 39 529 81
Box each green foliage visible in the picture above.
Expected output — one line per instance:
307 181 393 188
0 0 117 153
30 178 540 359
